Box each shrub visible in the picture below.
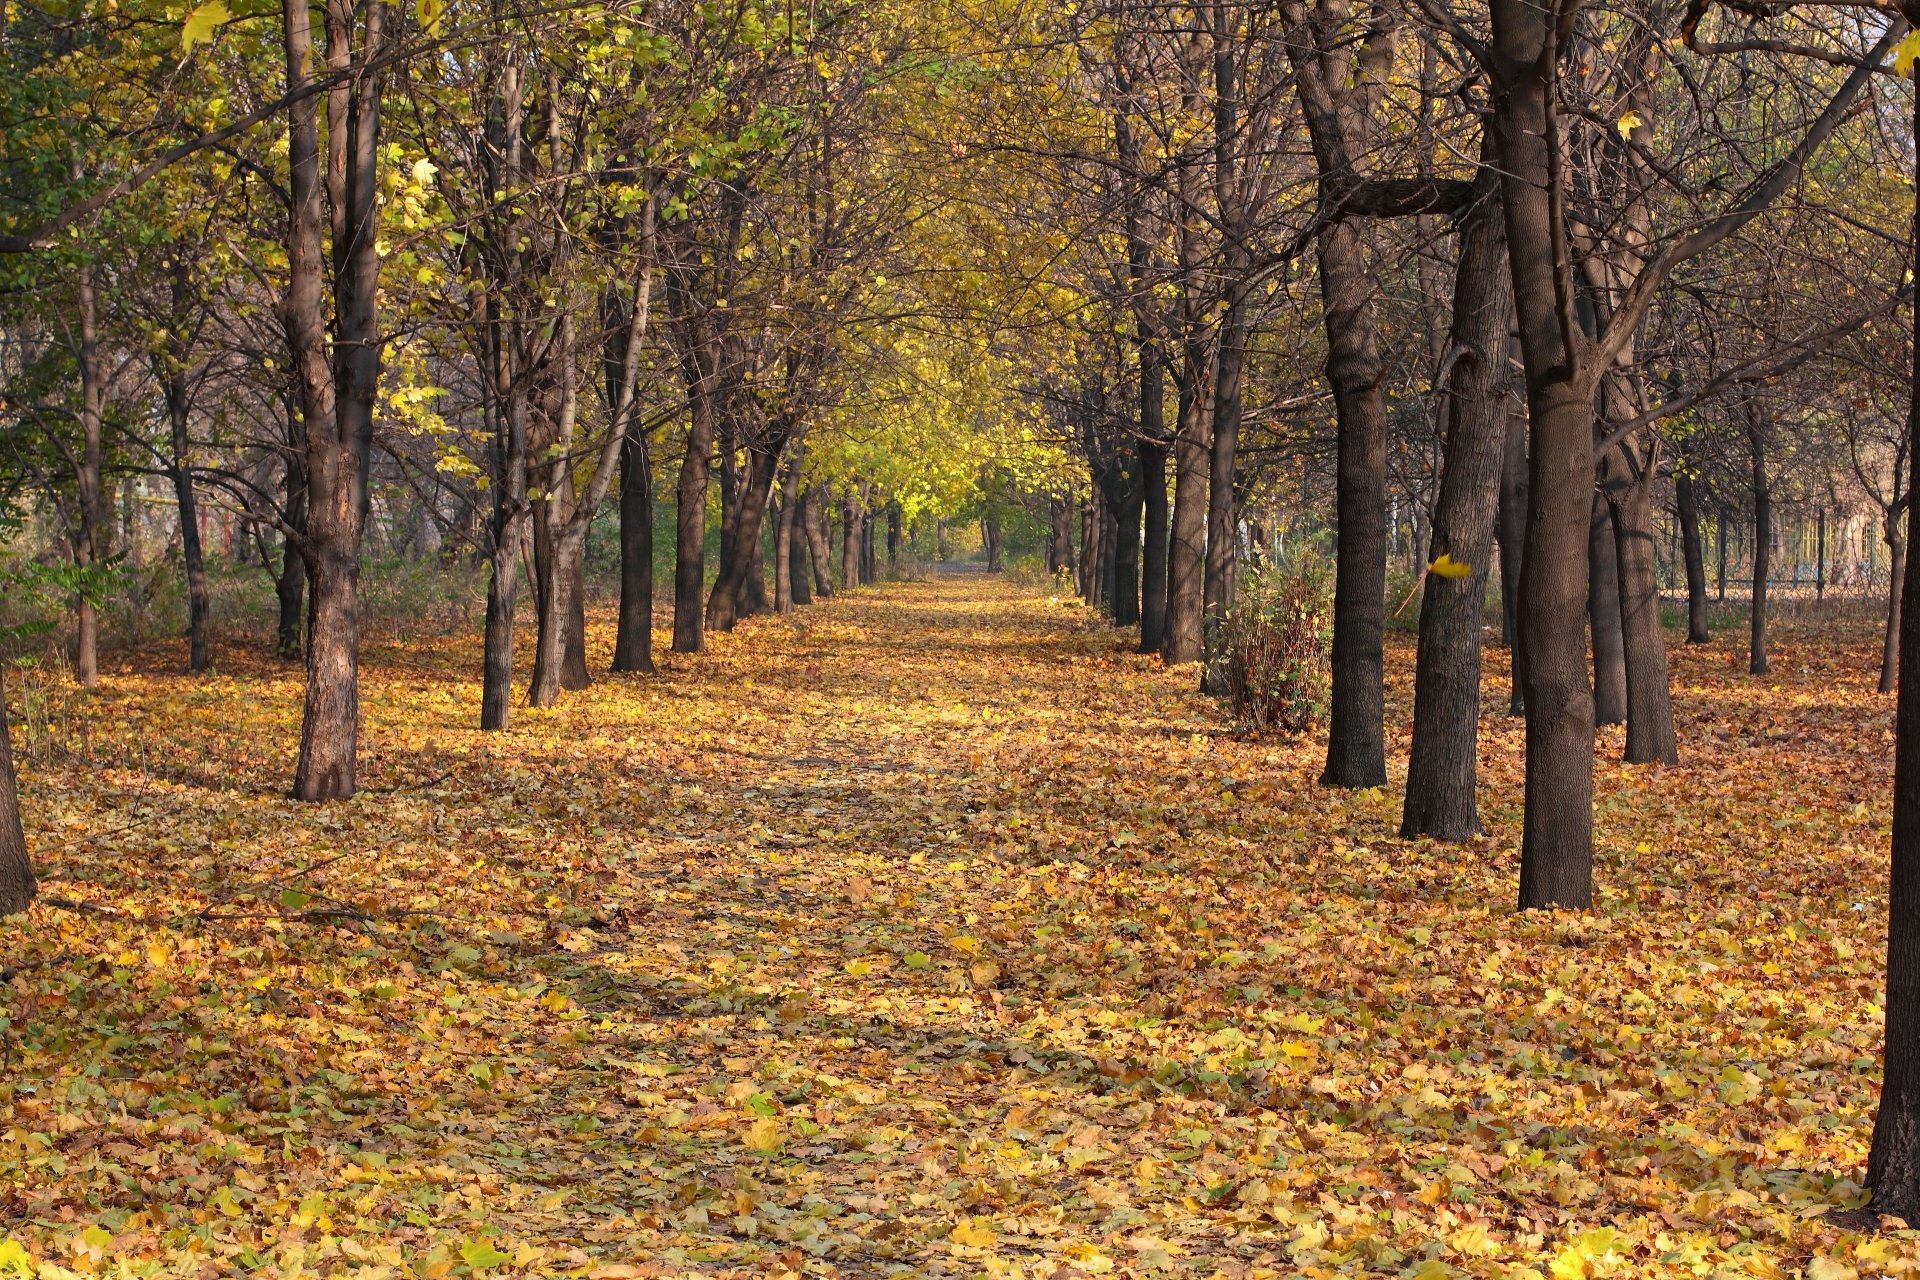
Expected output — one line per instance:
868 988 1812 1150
1225 550 1333 735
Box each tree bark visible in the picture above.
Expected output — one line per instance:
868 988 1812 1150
612 426 654 672
1201 303 1245 692
72 260 104 689
1139 432 1169 653
1676 470 1710 643
673 324 717 653
1165 368 1208 663
708 434 787 630
1887 506 1907 695
841 488 862 591
1607 448 1678 764
165 375 211 674
1491 0 1595 909
1589 492 1628 727
0 671 35 915
1401 161 1510 841
287 0 388 802
1318 219 1390 789
1747 398 1772 676
774 445 803 613
1497 375 1528 715
803 486 834 597
1867 68 1920 1214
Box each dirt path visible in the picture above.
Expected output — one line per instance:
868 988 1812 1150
0 575 1901 1278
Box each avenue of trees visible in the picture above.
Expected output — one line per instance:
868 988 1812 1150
2 0 1920 1217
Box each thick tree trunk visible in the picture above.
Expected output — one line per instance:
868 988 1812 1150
1676 470 1710 643
1589 492 1628 727
287 0 387 802
1401 164 1510 841
804 487 834 597
1886 509 1906 695
1492 0 1595 909
1748 402 1772 676
1318 220 1389 789
612 428 654 672
1867 79 1920 1213
1608 455 1678 764
887 503 901 571
1165 372 1208 663
0 672 35 915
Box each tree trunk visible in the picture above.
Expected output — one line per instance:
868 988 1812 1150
1589 492 1628 727
73 260 105 689
480 506 524 730
1748 400 1772 676
1887 509 1906 695
804 486 834 597
887 503 901 571
166 381 211 674
1492 0 1595 909
1401 163 1510 841
0 672 35 915
1717 509 1728 600
276 397 309 660
774 446 803 613
1867 79 1920 1213
1139 431 1169 653
841 489 862 591
287 0 387 802
1201 305 1245 692
1608 451 1678 764
708 437 786 630
563 539 589 688
612 427 654 672
673 338 716 653
1165 370 1208 663
860 482 877 585
1497 375 1527 715
789 485 814 607
1318 219 1390 789
1676 470 1710 643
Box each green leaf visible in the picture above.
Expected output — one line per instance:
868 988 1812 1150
459 1239 511 1271
278 888 313 910
904 951 931 969
180 0 229 52
746 1091 778 1116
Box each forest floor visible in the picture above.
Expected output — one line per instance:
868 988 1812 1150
0 573 1904 1280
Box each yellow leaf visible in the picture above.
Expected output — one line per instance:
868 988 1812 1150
1894 29 1920 75
417 0 445 36
1615 109 1644 140
741 1116 784 1155
950 1218 996 1248
180 0 227 51
1428 553 1471 580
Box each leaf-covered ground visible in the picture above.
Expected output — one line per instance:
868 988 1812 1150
0 572 1905 1280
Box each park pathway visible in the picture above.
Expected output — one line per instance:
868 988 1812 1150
1 571 1898 1279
